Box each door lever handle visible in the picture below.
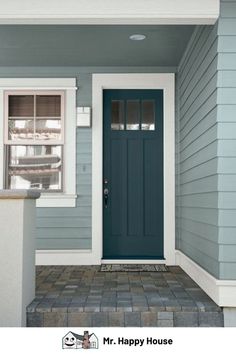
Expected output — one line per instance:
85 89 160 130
104 188 109 208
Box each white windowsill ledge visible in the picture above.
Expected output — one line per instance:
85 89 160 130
36 194 77 208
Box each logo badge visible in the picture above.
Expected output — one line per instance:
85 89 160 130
62 331 99 349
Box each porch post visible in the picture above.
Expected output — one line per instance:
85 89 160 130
0 190 40 327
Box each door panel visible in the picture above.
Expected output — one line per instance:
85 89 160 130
103 89 163 259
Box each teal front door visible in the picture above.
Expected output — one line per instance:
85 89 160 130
103 89 163 259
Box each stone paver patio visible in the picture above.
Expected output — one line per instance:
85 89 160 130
27 266 223 327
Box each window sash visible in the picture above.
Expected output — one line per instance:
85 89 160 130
4 90 65 145
4 90 65 192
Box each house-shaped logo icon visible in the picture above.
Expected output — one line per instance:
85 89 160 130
62 331 99 349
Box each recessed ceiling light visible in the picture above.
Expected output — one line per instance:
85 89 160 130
129 34 146 41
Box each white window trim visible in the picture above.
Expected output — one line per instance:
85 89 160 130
0 78 77 208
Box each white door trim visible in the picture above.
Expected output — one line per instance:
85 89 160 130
92 73 175 265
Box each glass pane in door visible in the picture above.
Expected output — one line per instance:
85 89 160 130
111 100 124 130
126 100 140 130
141 100 155 130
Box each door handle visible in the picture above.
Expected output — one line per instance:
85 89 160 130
104 188 109 208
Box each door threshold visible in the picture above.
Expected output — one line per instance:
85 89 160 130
101 259 166 264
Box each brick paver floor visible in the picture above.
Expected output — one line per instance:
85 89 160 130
27 265 223 327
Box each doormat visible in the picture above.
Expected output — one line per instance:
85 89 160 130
100 264 169 272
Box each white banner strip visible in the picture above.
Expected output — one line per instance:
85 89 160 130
0 327 232 354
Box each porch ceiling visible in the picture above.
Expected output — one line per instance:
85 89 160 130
0 25 195 67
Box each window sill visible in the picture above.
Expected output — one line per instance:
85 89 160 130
36 194 77 208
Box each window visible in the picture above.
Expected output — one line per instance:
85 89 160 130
111 99 155 131
5 91 64 191
0 78 77 207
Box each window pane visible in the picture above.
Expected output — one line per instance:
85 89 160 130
7 145 62 191
8 119 34 140
111 100 124 130
36 95 61 117
9 95 34 117
141 100 155 130
35 119 61 140
126 100 140 130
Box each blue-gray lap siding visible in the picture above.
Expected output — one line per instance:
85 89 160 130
217 0 236 279
176 0 236 280
176 24 220 278
33 68 175 250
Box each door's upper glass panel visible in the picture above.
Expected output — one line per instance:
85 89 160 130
126 100 140 130
141 100 155 130
111 100 124 130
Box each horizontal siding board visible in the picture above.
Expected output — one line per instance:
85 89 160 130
37 227 91 238
76 185 91 195
178 240 220 278
180 75 217 123
180 206 218 225
179 193 218 209
178 26 204 73
76 174 92 185
217 105 236 122
179 26 216 90
76 195 92 206
180 91 217 134
218 140 236 156
77 142 92 153
220 263 236 280
77 163 92 174
37 217 91 228
37 206 91 218
218 157 236 173
218 53 236 70
218 123 236 139
180 164 217 184
76 128 92 141
179 134 217 163
180 101 217 152
180 49 218 112
218 36 236 52
218 71 236 88
219 210 236 226
220 2 236 18
76 153 92 164
217 87 236 104
179 229 219 260
36 238 91 250
180 149 217 174
179 217 218 242
178 26 210 87
180 176 218 195
218 18 236 35
219 192 236 209
219 175 236 191
219 245 236 261
219 226 236 243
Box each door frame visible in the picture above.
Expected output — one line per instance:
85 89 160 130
92 73 175 265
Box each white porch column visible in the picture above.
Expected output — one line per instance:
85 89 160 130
0 190 40 327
